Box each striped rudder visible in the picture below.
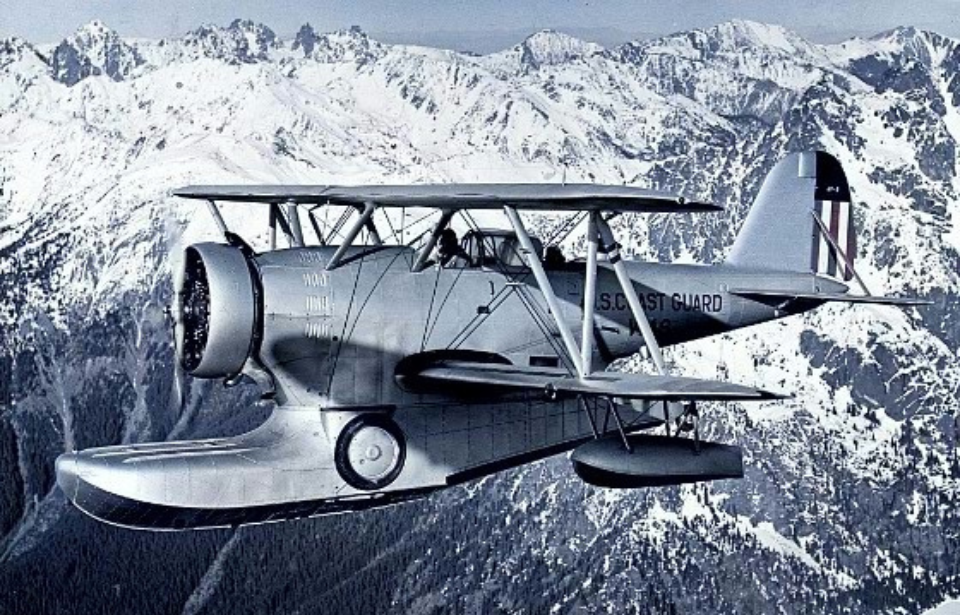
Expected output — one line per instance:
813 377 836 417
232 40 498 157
811 199 856 281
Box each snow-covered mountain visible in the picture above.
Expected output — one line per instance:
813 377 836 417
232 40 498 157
49 20 146 85
0 18 958 614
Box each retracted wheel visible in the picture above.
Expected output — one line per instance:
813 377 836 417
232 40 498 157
335 414 407 491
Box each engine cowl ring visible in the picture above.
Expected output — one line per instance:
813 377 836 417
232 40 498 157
175 243 256 378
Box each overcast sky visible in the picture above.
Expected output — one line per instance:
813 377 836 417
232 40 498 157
2 0 960 50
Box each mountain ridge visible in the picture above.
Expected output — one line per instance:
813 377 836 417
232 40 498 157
4 18 959 87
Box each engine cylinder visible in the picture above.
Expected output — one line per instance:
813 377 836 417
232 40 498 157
175 243 256 378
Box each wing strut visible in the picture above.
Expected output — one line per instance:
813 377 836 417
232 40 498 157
505 206 585 377
268 203 278 250
268 203 300 249
595 216 667 375
326 201 377 271
581 212 600 375
365 202 383 246
306 210 326 245
284 200 305 247
205 200 229 239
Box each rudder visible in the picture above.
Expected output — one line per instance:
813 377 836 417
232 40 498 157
727 151 855 281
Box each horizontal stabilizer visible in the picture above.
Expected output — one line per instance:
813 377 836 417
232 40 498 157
730 289 930 306
174 184 718 213
404 361 786 401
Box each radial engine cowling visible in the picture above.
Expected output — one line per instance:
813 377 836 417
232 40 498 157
175 243 257 378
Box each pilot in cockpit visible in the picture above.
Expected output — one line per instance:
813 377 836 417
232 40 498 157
437 228 472 268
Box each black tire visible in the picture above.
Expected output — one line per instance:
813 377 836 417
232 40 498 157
334 414 406 491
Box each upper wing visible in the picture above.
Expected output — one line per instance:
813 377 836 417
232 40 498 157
173 183 718 213
405 360 785 401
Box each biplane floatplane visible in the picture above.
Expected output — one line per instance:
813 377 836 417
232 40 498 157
57 151 924 530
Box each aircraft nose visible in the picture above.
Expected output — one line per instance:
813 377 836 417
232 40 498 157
55 452 81 501
55 448 145 526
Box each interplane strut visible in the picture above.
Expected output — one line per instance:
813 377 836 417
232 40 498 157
505 205 586 377
595 216 666 375
581 212 599 376
505 205 666 379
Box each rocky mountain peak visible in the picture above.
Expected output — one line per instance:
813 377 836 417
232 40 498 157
0 37 43 67
832 26 958 117
0 37 50 112
50 20 144 86
74 19 112 39
619 19 817 68
519 29 602 67
482 29 602 75
227 18 278 48
867 25 957 67
872 25 951 48
292 23 319 56
182 18 279 64
613 19 828 124
296 25 383 64
710 19 807 52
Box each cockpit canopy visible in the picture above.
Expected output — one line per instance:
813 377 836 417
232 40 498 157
461 228 543 269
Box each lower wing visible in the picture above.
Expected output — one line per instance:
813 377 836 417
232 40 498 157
402 360 786 401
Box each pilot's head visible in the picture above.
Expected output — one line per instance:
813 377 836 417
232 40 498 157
439 228 458 253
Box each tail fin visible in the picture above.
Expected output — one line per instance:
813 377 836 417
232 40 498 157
727 151 856 281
